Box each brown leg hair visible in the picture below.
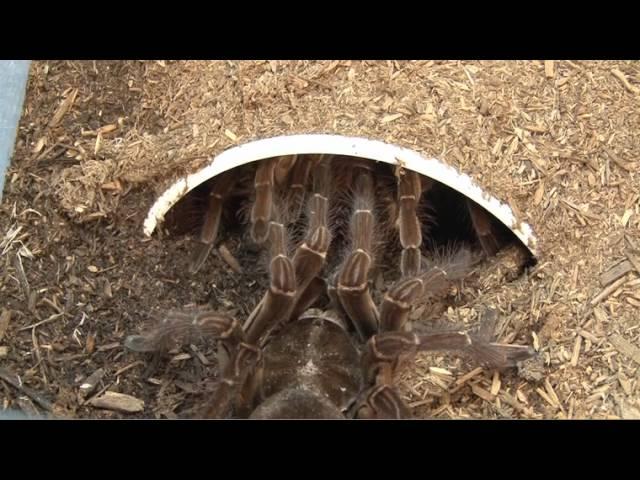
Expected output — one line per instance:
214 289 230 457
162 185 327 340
336 170 380 341
189 171 238 273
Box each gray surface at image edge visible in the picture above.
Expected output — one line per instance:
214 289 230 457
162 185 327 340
0 60 31 200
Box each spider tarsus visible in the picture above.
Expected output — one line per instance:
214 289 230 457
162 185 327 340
467 199 501 257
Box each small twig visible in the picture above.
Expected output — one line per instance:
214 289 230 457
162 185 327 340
626 250 640 274
408 398 436 409
604 147 635 172
611 68 640 94
17 312 65 332
55 143 83 152
560 199 600 221
31 142 62 163
626 235 639 252
81 380 116 406
449 367 484 395
293 74 333 91
42 297 64 314
590 274 633 306
96 265 119 274
577 328 601 343
32 328 48 387
471 383 495 403
429 404 451 417
13 253 31 301
113 360 144 378
535 387 556 408
544 379 565 414
0 224 23 255
0 368 53 412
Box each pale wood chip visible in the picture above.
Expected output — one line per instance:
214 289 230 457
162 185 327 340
79 368 105 397
545 379 562 409
170 352 192 362
0 309 11 342
532 331 540 351
85 333 96 354
609 334 640 365
88 391 144 413
570 336 582 367
32 137 46 154
98 123 118 135
516 389 529 405
381 113 403 124
490 370 501 396
599 260 633 287
429 367 453 376
48 88 78 128
544 61 555 78
533 181 545 206
618 373 632 396
592 307 608 325
471 384 495 403
94 132 102 155
101 180 122 191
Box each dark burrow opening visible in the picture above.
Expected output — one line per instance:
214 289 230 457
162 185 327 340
163 154 535 274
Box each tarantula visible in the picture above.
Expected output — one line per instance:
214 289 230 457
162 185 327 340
125 154 535 418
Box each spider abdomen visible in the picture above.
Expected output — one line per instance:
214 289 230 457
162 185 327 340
259 316 363 416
